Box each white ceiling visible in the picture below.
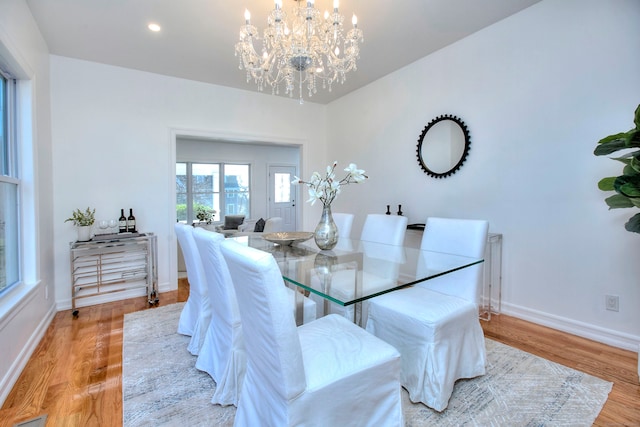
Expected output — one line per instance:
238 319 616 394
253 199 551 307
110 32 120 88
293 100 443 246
26 0 541 104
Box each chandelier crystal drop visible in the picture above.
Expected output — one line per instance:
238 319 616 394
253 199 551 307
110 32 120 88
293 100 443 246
235 0 363 104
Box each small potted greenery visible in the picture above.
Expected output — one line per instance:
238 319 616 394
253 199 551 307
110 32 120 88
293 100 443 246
194 205 216 225
65 207 96 241
594 104 640 233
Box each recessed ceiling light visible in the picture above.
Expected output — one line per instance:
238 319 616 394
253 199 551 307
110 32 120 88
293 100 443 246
148 23 161 32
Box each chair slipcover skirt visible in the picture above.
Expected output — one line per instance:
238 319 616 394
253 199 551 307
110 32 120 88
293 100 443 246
366 286 486 412
175 223 211 356
236 314 403 427
193 228 246 406
177 297 197 337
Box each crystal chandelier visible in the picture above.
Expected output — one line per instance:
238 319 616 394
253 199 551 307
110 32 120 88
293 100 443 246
235 0 363 104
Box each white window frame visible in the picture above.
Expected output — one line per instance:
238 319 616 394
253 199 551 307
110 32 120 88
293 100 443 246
0 67 20 296
0 43 38 309
176 162 251 224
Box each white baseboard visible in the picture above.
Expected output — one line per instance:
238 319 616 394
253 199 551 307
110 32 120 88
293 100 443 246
501 302 640 352
2 280 174 405
0 301 56 405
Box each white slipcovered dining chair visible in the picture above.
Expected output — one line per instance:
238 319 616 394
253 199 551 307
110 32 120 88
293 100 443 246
312 214 408 322
192 228 245 406
361 214 408 245
332 212 355 239
220 240 404 427
192 228 317 405
366 217 489 411
174 223 211 356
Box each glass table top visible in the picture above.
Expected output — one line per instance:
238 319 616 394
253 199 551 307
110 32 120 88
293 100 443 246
230 235 484 307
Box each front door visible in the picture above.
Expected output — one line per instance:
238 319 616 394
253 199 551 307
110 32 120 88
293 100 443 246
269 165 297 232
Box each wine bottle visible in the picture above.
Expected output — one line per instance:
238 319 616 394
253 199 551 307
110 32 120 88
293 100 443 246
127 208 137 233
119 209 127 233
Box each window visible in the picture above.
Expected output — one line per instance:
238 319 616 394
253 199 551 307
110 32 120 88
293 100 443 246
176 162 250 224
274 172 291 203
0 69 19 294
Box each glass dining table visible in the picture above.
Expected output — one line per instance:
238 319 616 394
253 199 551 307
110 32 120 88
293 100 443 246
229 235 484 326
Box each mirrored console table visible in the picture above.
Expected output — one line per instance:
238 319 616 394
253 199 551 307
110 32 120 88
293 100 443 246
69 232 158 316
480 233 502 321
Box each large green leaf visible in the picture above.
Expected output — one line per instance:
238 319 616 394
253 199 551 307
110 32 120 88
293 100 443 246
598 176 616 191
629 128 640 145
622 163 640 176
604 193 634 209
625 212 640 233
635 104 640 129
612 150 640 160
614 174 640 198
594 133 630 155
629 155 640 174
594 130 640 155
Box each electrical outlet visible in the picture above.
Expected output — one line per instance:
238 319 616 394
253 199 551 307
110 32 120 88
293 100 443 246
605 294 619 312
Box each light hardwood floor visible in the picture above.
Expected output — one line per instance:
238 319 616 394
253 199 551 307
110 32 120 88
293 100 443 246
1 279 639 426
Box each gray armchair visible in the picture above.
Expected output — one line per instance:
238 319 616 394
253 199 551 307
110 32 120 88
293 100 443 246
214 215 246 235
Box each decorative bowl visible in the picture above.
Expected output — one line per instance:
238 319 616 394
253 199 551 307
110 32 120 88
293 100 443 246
262 232 314 246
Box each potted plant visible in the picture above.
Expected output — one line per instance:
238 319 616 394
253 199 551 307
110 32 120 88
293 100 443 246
594 104 640 233
65 207 96 241
194 205 216 225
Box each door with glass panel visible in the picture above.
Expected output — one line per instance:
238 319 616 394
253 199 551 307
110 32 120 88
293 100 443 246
269 166 297 232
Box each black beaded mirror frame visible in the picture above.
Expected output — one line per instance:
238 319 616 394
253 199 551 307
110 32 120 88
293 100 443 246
416 114 471 179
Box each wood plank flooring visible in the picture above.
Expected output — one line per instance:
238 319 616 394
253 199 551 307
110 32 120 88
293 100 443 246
1 279 639 426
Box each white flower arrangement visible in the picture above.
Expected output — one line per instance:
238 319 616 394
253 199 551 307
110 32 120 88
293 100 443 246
293 161 368 207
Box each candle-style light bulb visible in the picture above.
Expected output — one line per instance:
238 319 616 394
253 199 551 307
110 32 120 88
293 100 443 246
275 0 282 10
352 14 358 27
333 0 339 11
244 9 251 24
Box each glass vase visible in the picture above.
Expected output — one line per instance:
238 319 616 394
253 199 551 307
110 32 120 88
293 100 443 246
314 205 338 250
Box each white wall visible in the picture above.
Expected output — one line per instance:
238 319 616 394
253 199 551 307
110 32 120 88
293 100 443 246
0 0 55 404
327 0 640 350
50 56 327 309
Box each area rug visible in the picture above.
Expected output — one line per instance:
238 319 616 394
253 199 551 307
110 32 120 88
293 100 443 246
123 303 612 426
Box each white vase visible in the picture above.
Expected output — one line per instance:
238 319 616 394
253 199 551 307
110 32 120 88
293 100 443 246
77 225 92 242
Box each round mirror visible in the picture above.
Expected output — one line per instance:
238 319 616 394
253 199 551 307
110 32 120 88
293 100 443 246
416 114 471 178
